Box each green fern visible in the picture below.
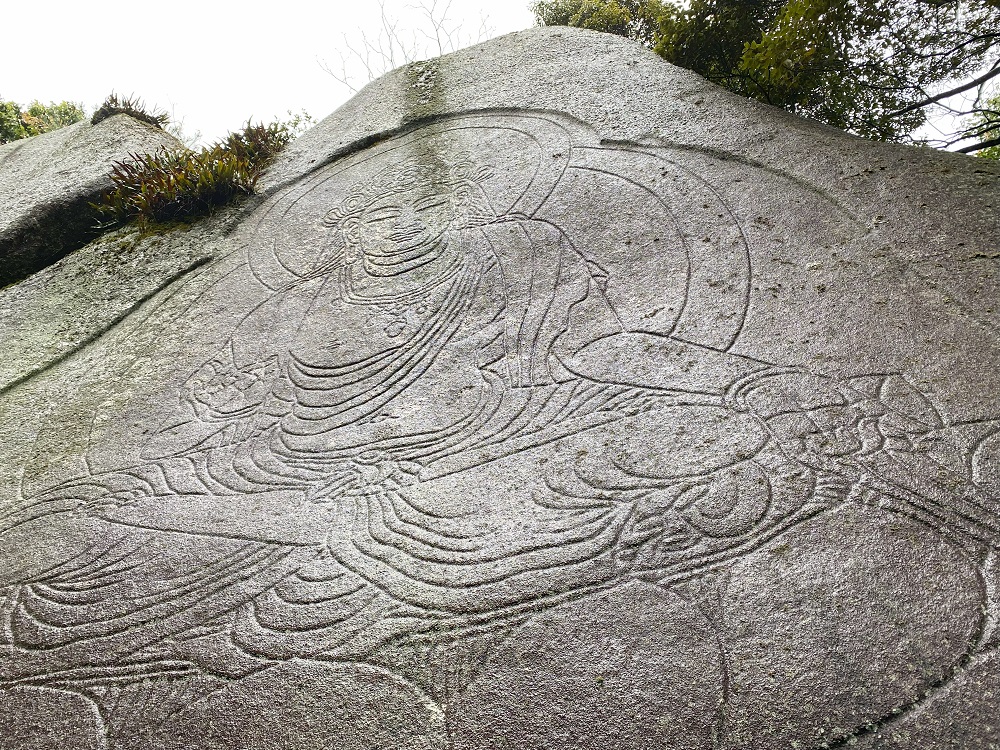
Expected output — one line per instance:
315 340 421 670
95 120 291 229
92 93 169 129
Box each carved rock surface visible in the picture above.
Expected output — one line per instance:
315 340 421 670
1 26 999 749
0 114 180 287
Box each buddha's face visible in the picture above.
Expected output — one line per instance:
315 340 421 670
345 186 457 277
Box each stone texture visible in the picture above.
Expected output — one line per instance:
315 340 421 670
0 221 223 395
1 26 999 749
0 114 181 287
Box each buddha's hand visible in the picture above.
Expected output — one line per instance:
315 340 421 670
306 451 422 505
43 473 156 516
726 369 941 472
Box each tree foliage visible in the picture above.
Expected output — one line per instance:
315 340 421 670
0 98 85 144
531 0 664 41
533 0 1000 152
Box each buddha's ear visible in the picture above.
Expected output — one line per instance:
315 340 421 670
448 187 475 228
343 217 361 244
342 218 361 262
451 186 472 210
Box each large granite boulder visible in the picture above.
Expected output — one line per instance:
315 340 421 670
0 114 181 288
1 27 999 749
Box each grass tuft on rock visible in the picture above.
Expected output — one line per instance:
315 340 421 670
94 120 291 229
92 93 170 129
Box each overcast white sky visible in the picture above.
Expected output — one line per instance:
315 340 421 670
2 1 537 144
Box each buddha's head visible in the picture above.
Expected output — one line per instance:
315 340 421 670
324 158 496 277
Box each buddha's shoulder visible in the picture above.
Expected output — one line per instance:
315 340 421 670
479 218 566 245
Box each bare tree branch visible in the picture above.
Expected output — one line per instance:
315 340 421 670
890 58 1000 116
957 133 1000 153
318 0 494 92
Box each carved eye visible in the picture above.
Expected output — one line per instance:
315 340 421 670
413 196 449 213
364 207 401 224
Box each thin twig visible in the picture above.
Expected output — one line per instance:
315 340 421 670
318 0 494 88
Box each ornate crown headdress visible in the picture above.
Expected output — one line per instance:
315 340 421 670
322 157 496 229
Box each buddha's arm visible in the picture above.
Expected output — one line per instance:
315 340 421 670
141 279 326 459
555 332 772 396
481 217 771 395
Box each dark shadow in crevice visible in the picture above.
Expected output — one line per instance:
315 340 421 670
0 192 110 289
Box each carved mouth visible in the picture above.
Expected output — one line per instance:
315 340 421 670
362 234 447 277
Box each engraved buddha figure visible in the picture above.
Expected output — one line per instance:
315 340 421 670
120 156 839 616
135 154 1000 616
145 156 629 461
1 146 998 702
